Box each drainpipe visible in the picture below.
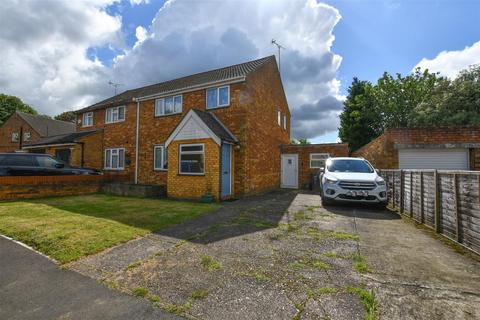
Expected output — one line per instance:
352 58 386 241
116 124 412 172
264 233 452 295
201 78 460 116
134 99 140 184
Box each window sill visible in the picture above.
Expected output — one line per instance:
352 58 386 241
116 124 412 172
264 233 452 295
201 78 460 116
178 173 205 176
206 104 230 110
104 168 125 171
105 120 125 125
82 125 93 128
154 112 182 118
154 169 168 172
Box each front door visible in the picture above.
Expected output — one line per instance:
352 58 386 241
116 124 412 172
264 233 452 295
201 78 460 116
221 144 232 198
55 149 71 165
281 154 298 189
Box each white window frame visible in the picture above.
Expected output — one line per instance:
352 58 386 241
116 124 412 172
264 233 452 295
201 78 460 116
277 110 281 126
153 145 168 171
23 132 31 142
104 148 125 170
105 106 125 124
83 112 93 127
179 143 205 175
155 95 182 116
310 153 330 169
206 85 230 109
11 132 19 142
283 114 287 130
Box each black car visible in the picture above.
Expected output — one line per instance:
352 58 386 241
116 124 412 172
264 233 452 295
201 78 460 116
0 153 102 176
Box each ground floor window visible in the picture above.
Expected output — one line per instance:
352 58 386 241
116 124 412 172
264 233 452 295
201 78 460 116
179 143 204 175
310 153 330 168
154 145 168 170
105 148 125 170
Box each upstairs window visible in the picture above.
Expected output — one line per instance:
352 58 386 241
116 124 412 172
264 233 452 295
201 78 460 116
83 112 93 127
23 132 31 142
206 86 230 109
11 132 19 142
310 153 330 169
179 144 204 175
105 148 125 170
154 145 168 170
105 106 125 124
277 110 281 126
283 114 287 130
155 95 182 116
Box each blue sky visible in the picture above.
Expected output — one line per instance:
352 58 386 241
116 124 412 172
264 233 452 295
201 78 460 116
1 0 479 143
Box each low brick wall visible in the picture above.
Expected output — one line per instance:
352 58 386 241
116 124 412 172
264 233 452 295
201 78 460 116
102 182 166 198
0 175 103 201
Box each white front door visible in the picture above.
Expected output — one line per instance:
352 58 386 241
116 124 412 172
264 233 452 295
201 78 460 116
281 154 298 189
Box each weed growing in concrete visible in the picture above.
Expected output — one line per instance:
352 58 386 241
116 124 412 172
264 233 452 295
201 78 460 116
132 287 149 297
240 270 271 282
323 251 342 259
191 289 209 300
346 286 377 320
148 295 161 303
125 260 142 271
353 254 369 273
313 259 331 270
290 261 307 271
307 287 338 298
330 231 360 241
201 255 222 270
162 300 193 315
103 280 119 290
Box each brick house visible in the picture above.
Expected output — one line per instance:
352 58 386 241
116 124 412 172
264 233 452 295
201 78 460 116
74 56 292 200
353 127 480 170
0 111 75 154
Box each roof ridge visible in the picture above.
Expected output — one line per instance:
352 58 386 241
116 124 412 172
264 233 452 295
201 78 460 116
17 111 76 125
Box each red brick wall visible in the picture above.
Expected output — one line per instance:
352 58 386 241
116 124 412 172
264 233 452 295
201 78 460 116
281 143 349 188
0 175 103 201
0 113 41 152
353 127 480 169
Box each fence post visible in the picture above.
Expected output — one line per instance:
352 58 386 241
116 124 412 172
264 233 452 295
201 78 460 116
410 172 413 218
420 172 424 223
454 173 461 243
400 170 404 214
434 170 441 233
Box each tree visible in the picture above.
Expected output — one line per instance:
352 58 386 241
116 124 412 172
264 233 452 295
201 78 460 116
298 138 310 145
55 111 76 123
413 65 480 127
339 78 382 152
0 94 37 123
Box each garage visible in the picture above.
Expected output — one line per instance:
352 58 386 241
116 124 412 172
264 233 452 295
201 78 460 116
398 148 470 170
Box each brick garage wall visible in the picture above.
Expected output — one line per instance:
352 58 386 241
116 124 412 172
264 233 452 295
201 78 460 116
281 143 349 188
0 175 103 201
77 105 136 181
243 59 291 194
0 113 41 152
167 138 221 201
354 127 480 169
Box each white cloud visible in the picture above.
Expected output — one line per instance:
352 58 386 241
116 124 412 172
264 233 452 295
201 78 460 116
0 0 343 140
415 40 480 79
130 0 150 5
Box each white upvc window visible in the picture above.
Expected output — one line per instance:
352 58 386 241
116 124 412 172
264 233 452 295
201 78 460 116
11 132 19 142
277 110 281 126
23 132 31 142
179 143 204 175
105 106 125 124
153 145 168 170
283 114 287 130
155 95 182 116
104 148 125 170
206 85 230 109
83 112 93 127
310 153 330 169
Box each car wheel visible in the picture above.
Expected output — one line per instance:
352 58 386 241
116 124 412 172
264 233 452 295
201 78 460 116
321 190 332 206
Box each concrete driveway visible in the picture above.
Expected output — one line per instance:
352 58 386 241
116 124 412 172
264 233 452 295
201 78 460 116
0 236 179 320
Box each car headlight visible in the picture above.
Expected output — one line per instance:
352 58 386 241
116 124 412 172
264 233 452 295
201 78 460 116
324 176 338 184
375 176 386 186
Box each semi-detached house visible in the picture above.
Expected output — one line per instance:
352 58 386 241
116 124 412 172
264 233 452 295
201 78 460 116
74 56 291 200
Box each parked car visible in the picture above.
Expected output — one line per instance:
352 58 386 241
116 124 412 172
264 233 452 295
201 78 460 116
320 157 387 206
0 153 102 176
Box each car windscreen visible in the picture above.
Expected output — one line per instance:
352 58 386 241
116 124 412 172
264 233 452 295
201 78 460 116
327 159 374 173
35 156 65 168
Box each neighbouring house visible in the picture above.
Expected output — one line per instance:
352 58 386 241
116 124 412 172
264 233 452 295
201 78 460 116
280 143 349 189
74 56 291 200
353 127 480 170
0 111 75 154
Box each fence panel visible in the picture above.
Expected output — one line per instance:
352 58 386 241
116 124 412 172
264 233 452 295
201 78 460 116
380 169 480 255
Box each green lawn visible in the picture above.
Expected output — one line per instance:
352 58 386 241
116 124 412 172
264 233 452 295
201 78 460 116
0 194 219 264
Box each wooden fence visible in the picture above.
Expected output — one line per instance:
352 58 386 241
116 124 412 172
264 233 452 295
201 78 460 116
380 169 480 255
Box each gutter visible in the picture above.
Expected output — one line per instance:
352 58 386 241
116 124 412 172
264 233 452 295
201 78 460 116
22 143 76 149
134 99 140 184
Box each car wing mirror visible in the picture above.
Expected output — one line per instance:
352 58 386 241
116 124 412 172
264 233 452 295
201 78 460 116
55 163 65 168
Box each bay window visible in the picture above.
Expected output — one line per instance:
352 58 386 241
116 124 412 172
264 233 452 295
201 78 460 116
179 143 204 175
154 145 168 170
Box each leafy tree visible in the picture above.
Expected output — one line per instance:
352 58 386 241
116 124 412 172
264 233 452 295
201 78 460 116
298 138 310 145
0 94 37 124
55 111 76 123
339 78 382 152
413 65 480 126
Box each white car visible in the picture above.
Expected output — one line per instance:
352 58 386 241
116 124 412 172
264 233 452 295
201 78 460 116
320 157 387 206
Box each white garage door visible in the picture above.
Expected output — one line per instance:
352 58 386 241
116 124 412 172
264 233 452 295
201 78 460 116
399 148 469 170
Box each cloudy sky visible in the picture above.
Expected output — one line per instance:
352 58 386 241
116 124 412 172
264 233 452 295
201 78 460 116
0 0 479 142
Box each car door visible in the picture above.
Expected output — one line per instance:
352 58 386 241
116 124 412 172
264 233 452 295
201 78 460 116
3 154 38 176
35 155 67 175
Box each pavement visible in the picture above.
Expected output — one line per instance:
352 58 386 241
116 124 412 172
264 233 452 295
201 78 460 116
0 236 179 320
